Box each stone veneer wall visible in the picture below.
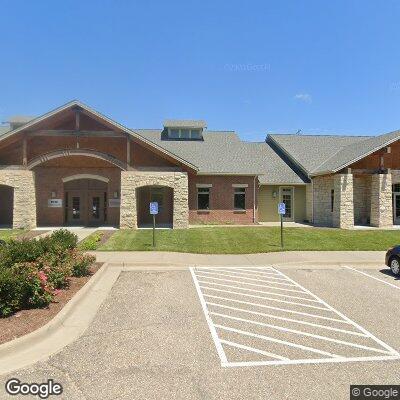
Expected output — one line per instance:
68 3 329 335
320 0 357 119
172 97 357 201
312 175 334 226
370 173 393 228
305 183 313 223
332 173 354 229
0 169 37 228
353 175 371 225
120 171 188 229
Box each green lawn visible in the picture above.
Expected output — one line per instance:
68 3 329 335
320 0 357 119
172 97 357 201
98 227 400 254
0 229 24 242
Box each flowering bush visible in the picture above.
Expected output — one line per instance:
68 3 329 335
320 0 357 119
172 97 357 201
0 229 96 318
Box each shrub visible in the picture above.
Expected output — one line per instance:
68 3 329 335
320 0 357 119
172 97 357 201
12 263 54 310
69 249 96 277
48 229 78 251
0 267 24 317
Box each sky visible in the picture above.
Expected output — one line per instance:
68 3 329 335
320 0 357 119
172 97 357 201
0 0 400 141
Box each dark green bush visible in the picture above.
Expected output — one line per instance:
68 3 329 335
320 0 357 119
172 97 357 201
69 249 95 277
48 229 78 251
0 267 24 317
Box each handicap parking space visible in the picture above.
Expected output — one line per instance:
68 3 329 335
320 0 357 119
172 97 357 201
191 266 400 368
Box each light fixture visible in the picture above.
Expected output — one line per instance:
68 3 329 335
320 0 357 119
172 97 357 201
51 191 56 198
113 191 119 199
272 191 277 198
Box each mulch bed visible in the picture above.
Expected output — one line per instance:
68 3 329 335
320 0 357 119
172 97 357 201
0 262 103 345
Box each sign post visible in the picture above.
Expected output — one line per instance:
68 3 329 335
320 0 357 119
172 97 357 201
278 202 286 249
149 202 159 247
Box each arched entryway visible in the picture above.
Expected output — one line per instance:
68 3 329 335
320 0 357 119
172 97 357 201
136 185 173 228
0 185 14 227
64 178 109 226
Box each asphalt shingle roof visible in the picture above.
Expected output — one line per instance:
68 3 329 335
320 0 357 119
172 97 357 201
163 120 206 129
134 129 306 183
268 134 371 174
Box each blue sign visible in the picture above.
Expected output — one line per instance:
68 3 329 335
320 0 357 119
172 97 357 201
278 202 286 215
150 202 159 215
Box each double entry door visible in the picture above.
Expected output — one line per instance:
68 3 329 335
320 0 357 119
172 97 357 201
65 190 106 226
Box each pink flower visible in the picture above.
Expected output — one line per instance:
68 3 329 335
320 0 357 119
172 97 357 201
38 271 48 283
54 289 61 296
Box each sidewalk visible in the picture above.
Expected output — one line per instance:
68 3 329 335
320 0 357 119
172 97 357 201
91 250 386 268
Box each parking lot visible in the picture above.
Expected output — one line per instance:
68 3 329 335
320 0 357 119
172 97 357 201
1 263 400 399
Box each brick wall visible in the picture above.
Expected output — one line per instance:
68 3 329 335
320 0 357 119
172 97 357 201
188 175 257 224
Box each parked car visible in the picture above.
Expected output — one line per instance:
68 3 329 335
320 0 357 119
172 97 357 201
385 246 400 275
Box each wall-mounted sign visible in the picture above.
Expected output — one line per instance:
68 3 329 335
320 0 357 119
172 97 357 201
48 199 62 208
109 199 121 208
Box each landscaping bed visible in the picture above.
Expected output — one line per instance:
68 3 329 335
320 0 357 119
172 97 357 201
0 262 102 345
0 229 97 329
78 230 116 251
99 227 400 253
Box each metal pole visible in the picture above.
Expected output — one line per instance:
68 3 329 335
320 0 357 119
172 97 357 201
153 214 156 247
280 214 283 249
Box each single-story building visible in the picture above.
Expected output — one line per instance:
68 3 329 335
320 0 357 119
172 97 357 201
0 100 398 229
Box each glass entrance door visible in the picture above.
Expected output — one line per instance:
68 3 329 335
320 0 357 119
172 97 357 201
87 191 106 226
280 187 294 222
65 191 85 225
394 194 400 224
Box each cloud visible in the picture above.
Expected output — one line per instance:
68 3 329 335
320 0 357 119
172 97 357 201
294 93 312 103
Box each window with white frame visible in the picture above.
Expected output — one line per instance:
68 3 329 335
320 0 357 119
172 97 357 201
197 187 210 210
234 187 246 210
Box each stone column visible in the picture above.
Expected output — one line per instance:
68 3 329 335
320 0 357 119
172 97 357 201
370 173 393 228
332 173 354 229
173 172 188 229
0 170 37 229
120 171 138 229
305 182 313 223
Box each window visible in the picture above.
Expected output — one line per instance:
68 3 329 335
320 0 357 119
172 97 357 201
331 189 334 212
167 128 203 140
393 184 400 193
234 187 246 210
169 129 180 139
197 187 210 210
150 187 164 212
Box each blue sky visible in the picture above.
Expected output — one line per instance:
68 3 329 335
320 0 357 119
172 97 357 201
1 0 399 141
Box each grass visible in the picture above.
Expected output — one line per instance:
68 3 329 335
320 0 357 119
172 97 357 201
79 231 104 251
0 229 24 242
98 227 400 254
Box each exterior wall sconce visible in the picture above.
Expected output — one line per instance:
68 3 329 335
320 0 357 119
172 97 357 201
272 191 277 198
113 191 119 199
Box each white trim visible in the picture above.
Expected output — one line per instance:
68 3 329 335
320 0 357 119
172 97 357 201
62 174 109 183
279 186 295 222
196 183 213 188
232 184 248 188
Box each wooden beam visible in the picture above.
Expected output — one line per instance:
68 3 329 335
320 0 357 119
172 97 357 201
75 109 80 131
22 135 27 166
27 130 122 138
126 136 131 166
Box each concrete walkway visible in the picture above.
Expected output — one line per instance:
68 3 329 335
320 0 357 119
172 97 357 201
92 250 387 268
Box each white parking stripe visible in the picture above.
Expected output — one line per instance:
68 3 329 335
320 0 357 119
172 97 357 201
344 266 400 291
197 280 320 302
195 274 306 293
215 324 342 358
199 267 288 281
203 293 348 323
211 312 392 355
200 285 331 310
272 267 400 357
220 339 290 360
197 270 298 287
190 266 400 368
189 268 228 364
206 301 367 337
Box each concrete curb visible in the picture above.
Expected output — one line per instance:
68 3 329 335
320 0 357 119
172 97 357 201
0 263 120 375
